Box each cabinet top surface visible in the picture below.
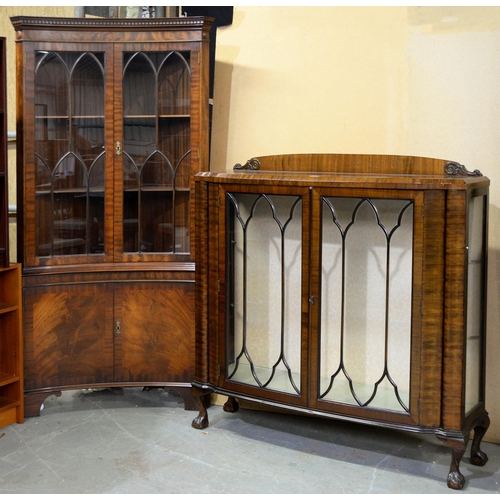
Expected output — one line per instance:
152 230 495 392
11 15 213 30
11 16 214 42
197 154 490 191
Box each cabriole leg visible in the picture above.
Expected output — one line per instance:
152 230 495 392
191 386 212 430
471 413 490 466
223 396 239 413
436 433 470 490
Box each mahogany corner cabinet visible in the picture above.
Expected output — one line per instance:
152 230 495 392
11 16 213 415
191 153 490 490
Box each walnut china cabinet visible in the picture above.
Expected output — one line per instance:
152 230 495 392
192 154 490 490
11 16 213 416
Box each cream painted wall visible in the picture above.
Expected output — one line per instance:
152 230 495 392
210 6 500 442
210 6 411 168
1 6 499 443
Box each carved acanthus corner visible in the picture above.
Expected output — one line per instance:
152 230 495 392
234 158 261 170
445 161 483 177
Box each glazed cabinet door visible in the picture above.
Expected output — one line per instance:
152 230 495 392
309 188 445 427
115 43 203 263
21 40 207 268
214 184 446 426
463 190 488 417
23 43 114 268
216 185 311 407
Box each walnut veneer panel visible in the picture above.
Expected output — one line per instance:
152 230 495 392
192 153 491 490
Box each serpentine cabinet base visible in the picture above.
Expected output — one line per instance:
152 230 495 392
191 153 491 490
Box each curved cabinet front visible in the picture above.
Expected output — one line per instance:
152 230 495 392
23 273 195 417
191 155 490 490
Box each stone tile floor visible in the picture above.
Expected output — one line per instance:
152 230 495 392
0 388 498 495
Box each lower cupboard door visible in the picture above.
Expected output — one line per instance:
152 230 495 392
113 282 195 383
24 284 114 390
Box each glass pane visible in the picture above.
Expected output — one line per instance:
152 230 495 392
71 53 105 117
226 193 302 395
122 51 192 255
72 117 105 170
89 154 106 254
158 118 191 183
320 197 413 412
158 52 191 115
141 154 172 253
34 51 105 258
465 195 486 413
123 53 156 116
35 52 69 118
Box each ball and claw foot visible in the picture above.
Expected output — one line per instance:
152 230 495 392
223 396 239 413
447 470 465 490
470 450 488 467
438 412 490 490
436 433 468 490
470 413 490 467
192 413 209 430
190 386 211 430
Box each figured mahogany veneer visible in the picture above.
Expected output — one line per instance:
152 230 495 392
12 16 213 415
192 153 490 490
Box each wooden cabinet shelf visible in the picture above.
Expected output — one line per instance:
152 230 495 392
0 372 21 386
0 39 21 429
0 303 18 314
124 115 191 119
123 187 190 193
12 16 212 416
35 115 104 119
0 396 21 410
192 153 490 490
0 265 24 428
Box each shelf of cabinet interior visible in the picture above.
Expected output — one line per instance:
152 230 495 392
125 115 190 119
123 186 191 192
35 188 105 195
0 303 18 315
0 371 20 385
0 395 21 410
35 115 104 119
34 115 191 119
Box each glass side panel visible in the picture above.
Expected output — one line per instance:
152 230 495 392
226 193 303 395
465 195 486 414
34 51 106 257
320 197 413 412
122 51 191 254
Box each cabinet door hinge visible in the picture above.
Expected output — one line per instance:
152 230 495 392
217 364 221 384
218 279 221 293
